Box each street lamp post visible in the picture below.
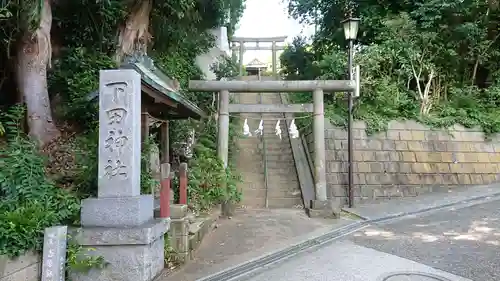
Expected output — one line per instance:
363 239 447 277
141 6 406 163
341 17 360 208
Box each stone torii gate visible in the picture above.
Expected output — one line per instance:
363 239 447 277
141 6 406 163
189 77 360 217
231 36 287 77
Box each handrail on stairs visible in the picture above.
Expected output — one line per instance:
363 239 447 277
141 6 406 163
278 92 316 210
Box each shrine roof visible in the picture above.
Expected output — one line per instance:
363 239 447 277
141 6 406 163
88 56 206 121
246 58 268 69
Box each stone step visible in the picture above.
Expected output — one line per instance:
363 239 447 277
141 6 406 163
266 161 295 168
238 163 297 173
263 139 292 145
265 154 295 161
269 198 304 208
267 180 300 187
233 91 303 209
240 165 297 174
264 148 294 154
266 168 299 175
241 197 303 209
243 188 302 198
239 182 266 190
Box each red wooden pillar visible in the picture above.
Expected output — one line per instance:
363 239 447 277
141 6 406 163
179 163 188 205
159 163 171 218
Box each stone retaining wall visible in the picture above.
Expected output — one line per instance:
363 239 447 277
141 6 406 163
304 120 500 204
167 205 218 263
0 252 40 281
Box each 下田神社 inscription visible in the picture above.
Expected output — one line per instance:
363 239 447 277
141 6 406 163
105 128 129 153
98 70 141 198
106 107 128 125
104 159 128 179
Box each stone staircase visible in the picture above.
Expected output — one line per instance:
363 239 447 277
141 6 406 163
234 78 302 208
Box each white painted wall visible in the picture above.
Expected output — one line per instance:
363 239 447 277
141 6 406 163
195 27 231 80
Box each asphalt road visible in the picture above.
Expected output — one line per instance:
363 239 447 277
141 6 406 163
242 199 500 281
351 199 500 281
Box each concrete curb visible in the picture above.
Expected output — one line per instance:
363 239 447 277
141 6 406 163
195 193 500 281
343 191 500 223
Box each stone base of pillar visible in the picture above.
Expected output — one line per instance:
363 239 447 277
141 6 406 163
69 219 170 281
80 195 154 227
306 199 341 219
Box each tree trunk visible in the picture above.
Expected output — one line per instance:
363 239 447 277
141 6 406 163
115 0 153 64
16 0 59 147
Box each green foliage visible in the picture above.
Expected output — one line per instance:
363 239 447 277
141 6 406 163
70 130 99 197
163 234 183 267
52 1 126 53
0 106 80 257
0 0 46 58
280 37 321 80
180 117 241 213
49 47 115 128
66 239 108 274
211 55 239 79
282 1 500 136
141 135 159 195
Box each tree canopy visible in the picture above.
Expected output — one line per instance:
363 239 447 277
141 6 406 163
282 0 500 134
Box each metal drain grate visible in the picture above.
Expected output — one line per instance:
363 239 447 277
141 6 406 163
380 271 453 281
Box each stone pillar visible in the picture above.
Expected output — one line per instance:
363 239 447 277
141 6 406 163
313 88 327 201
168 205 189 263
178 163 188 205
42 226 67 281
149 143 161 196
239 41 244 76
272 41 277 78
218 90 230 167
218 89 233 217
309 88 338 218
72 69 169 281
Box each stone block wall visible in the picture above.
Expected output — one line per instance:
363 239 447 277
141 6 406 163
304 120 500 204
0 252 40 281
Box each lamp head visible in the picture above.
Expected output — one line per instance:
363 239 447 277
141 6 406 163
341 17 360 41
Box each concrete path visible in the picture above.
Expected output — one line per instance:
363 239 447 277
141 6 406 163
159 208 356 281
242 240 471 281
242 191 500 281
